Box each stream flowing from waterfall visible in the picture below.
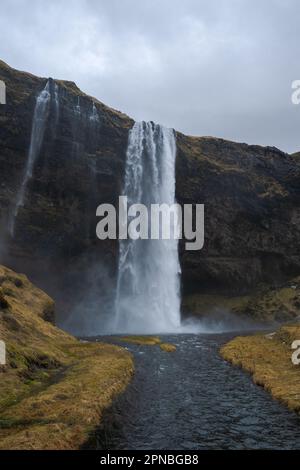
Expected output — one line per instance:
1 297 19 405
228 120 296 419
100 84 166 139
90 334 300 450
9 81 51 236
114 122 181 334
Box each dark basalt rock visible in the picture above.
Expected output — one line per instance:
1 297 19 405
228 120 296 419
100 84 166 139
0 59 300 322
176 134 300 296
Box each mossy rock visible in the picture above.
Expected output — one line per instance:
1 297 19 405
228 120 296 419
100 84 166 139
159 343 176 353
118 336 177 352
119 336 161 346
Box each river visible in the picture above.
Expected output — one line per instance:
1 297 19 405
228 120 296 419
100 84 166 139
89 333 300 450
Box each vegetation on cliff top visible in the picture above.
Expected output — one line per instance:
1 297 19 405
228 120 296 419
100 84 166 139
221 325 300 413
0 59 133 126
0 265 133 450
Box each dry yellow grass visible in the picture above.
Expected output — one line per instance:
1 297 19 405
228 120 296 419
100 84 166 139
119 335 162 346
159 343 176 352
0 265 133 450
221 325 300 413
119 336 176 352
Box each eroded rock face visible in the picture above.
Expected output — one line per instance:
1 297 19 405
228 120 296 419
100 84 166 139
176 134 300 295
0 60 132 258
0 60 133 321
0 59 300 324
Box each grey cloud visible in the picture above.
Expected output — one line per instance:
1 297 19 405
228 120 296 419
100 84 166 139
0 0 299 152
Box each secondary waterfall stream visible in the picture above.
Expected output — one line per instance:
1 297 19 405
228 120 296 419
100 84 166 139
114 121 181 334
9 81 51 236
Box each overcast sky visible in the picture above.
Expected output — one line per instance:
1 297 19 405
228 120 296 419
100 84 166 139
0 0 299 152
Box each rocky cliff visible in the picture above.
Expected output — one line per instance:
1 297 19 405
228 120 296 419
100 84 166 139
176 134 300 296
0 60 300 326
0 60 133 326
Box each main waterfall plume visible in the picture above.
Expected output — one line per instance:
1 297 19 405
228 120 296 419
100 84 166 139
114 121 181 334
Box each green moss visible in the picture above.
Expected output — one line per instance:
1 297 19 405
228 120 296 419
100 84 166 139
183 278 300 323
183 293 250 317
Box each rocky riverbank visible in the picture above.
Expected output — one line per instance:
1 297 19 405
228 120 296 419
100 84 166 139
0 265 133 450
221 325 300 413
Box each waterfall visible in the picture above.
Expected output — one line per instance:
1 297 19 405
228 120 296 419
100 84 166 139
9 81 51 236
89 102 99 123
75 96 81 115
54 83 59 126
114 121 181 334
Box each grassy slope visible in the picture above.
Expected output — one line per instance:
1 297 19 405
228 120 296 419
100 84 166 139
221 325 300 412
183 276 300 323
0 265 133 450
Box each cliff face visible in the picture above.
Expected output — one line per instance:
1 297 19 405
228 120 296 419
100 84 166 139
0 60 133 321
0 60 300 324
0 60 132 259
176 134 300 295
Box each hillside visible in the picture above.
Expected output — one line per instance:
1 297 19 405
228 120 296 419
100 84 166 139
0 265 133 450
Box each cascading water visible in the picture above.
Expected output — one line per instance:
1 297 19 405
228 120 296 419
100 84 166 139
90 102 99 123
75 96 81 115
114 121 181 334
9 81 51 236
53 83 59 126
